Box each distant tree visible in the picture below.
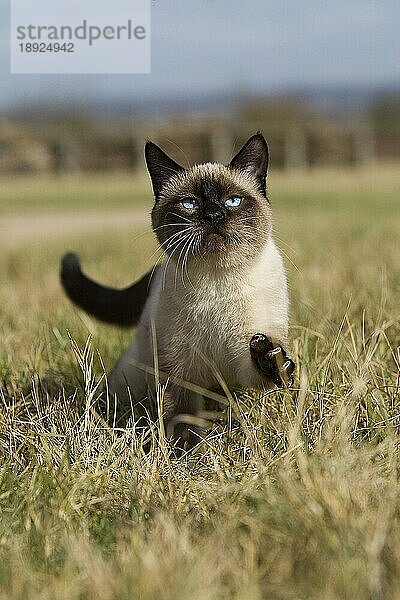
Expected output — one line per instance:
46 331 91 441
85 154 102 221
369 93 400 130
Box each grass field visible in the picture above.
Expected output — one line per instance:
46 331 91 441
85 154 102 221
0 165 399 599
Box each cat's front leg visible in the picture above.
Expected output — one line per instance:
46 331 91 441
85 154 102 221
250 333 295 387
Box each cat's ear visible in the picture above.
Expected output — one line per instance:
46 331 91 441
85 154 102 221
229 133 269 197
145 141 185 197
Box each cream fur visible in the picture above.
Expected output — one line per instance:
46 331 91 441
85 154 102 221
108 234 289 414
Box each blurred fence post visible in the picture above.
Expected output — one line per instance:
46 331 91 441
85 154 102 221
209 127 233 163
51 138 80 174
284 126 308 169
131 133 144 173
352 123 375 167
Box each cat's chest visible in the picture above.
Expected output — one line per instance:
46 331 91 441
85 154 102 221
164 275 255 379
181 277 250 339
155 240 288 384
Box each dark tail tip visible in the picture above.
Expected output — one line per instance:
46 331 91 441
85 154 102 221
61 252 81 276
60 252 84 300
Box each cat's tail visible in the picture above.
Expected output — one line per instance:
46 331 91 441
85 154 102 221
60 252 153 327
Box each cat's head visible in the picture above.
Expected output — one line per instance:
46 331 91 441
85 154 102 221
147 134 272 266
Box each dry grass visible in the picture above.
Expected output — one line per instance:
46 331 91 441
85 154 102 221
0 166 399 599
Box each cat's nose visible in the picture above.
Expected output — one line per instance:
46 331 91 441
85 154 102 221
202 205 225 225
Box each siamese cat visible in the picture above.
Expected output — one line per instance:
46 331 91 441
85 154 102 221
61 134 295 446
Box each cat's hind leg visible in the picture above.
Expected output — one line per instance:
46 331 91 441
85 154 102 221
106 340 152 423
161 384 205 451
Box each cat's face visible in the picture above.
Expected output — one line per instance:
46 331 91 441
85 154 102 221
147 134 272 265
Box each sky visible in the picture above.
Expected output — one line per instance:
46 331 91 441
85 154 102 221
0 0 399 112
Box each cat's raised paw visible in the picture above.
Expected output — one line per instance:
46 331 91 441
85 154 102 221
250 333 295 387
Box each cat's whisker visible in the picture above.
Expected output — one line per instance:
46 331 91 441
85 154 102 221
192 232 201 257
152 223 189 232
173 237 186 289
148 229 190 261
195 232 203 256
180 229 199 289
133 219 195 247
148 242 169 262
164 237 190 290
181 233 197 290
275 246 300 272
163 228 191 245
182 240 192 284
161 241 182 290
150 230 191 286
185 233 200 289
178 229 202 290
148 253 164 286
162 231 192 290
174 236 191 289
149 241 178 285
174 232 194 290
149 244 169 262
131 226 153 242
273 233 298 253
156 228 191 264
169 212 192 223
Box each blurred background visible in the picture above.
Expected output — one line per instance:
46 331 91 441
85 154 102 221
0 0 399 175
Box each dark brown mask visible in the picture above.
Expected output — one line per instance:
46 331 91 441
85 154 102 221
147 134 273 265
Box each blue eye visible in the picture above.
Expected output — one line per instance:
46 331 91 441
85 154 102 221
225 197 242 208
181 198 198 210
